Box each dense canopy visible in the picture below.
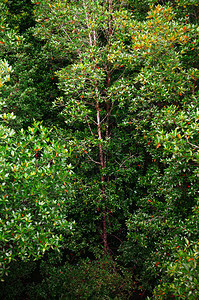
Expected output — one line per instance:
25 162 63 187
0 0 198 299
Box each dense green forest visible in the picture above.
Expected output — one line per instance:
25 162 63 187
0 0 198 299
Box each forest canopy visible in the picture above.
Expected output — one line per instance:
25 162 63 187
0 0 198 299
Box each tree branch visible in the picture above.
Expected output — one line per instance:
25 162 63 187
185 136 199 149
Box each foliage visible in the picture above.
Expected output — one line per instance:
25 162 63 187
30 254 135 299
1 0 35 34
0 0 66 128
0 0 198 298
0 60 75 279
0 59 12 88
0 253 136 299
0 118 76 278
154 239 199 299
0 260 37 300
121 2 199 291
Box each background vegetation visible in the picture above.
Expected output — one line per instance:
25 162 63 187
0 0 198 299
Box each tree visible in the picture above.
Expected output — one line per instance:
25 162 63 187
31 0 140 255
0 59 76 279
119 2 199 296
0 0 66 129
0 0 198 298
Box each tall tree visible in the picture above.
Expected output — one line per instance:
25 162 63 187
32 0 198 249
31 0 140 254
0 0 198 297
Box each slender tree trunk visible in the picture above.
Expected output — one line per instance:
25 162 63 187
83 0 113 251
83 0 109 250
96 92 108 250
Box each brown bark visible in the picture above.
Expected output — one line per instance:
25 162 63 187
83 0 113 251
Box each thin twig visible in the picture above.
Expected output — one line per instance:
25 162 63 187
110 234 123 245
85 115 94 136
101 101 114 124
185 136 199 149
83 150 101 165
116 153 137 168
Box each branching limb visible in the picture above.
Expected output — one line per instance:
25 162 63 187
116 153 137 168
185 136 199 149
84 151 101 165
